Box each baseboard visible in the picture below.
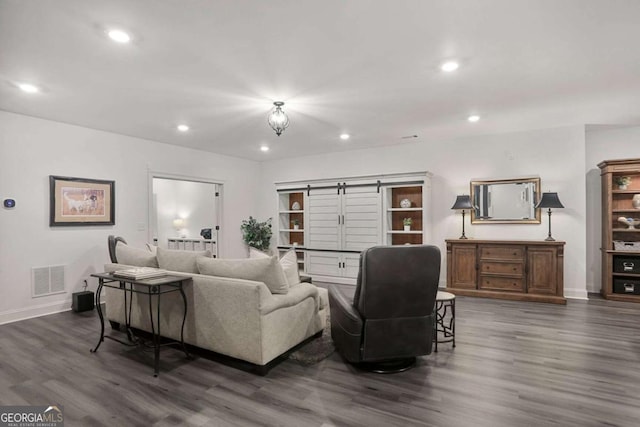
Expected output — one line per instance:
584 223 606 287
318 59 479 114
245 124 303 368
563 287 589 300
0 298 105 325
0 300 72 325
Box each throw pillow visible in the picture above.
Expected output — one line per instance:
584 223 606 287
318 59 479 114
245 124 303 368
146 243 158 255
249 247 300 287
248 247 269 259
115 242 159 267
279 250 301 287
157 247 211 274
197 255 289 294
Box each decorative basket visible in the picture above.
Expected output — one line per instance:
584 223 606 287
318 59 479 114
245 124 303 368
613 241 640 251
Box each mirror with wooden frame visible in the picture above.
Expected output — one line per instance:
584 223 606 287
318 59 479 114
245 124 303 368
470 177 541 224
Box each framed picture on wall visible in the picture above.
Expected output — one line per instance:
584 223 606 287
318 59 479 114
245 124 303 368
49 175 115 226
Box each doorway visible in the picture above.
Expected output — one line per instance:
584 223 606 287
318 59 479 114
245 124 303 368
150 175 221 257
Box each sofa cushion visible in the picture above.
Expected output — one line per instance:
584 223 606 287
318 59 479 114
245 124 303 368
249 247 300 287
157 247 211 273
248 247 269 259
197 255 289 294
146 243 158 255
279 250 300 287
115 242 159 267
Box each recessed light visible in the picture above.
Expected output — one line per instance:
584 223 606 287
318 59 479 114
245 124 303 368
17 83 39 93
107 29 131 43
177 124 189 132
468 115 480 123
339 134 350 140
260 145 270 152
441 61 459 72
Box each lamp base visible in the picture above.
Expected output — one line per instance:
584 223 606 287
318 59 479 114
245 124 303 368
459 235 468 240
545 236 556 241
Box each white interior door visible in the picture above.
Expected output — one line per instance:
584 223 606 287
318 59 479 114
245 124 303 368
307 188 341 250
342 187 381 251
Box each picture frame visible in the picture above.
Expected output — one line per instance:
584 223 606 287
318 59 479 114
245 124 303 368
49 175 115 226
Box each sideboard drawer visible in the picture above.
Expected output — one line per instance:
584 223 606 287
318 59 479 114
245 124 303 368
481 262 523 276
479 246 524 260
479 276 525 292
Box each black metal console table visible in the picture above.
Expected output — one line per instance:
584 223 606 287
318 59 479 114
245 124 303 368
90 272 191 376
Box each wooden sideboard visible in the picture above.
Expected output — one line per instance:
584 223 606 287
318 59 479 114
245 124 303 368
446 239 566 304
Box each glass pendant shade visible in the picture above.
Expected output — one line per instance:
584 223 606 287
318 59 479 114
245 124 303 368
268 101 289 136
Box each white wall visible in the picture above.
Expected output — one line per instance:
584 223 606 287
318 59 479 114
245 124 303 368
259 125 588 299
0 111 260 324
3 110 634 324
585 125 640 293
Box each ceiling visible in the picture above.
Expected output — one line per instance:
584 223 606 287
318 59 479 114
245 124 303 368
1 1 640 161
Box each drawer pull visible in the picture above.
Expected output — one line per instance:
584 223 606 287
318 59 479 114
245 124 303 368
623 262 635 271
624 283 635 293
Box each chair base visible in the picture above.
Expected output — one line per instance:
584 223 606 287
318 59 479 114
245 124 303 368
357 357 416 374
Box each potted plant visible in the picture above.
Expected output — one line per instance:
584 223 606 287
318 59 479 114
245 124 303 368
615 176 632 190
240 216 272 252
403 217 413 231
292 219 300 230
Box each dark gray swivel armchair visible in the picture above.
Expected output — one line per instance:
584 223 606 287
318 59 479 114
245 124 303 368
328 245 441 373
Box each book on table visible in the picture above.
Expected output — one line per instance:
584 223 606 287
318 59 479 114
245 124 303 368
113 267 167 280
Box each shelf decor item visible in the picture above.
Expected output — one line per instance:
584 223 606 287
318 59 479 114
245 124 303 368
451 195 474 239
403 217 412 231
535 192 565 241
241 216 273 251
292 219 300 230
614 240 640 251
400 198 412 208
633 194 640 209
615 176 632 190
291 201 301 210
618 217 640 230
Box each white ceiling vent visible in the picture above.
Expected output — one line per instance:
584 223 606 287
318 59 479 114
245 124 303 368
32 265 66 298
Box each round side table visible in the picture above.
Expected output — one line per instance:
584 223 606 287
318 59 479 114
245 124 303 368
434 291 456 352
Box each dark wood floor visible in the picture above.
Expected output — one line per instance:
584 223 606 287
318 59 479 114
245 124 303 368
1 294 640 426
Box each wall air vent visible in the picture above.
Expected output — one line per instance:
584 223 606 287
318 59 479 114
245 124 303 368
32 265 66 297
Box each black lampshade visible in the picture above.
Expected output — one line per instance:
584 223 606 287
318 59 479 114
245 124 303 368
535 192 564 209
451 195 473 210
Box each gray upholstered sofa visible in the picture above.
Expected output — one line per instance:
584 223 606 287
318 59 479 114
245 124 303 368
104 237 328 373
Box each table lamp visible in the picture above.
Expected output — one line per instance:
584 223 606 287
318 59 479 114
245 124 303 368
451 195 474 239
535 192 564 241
